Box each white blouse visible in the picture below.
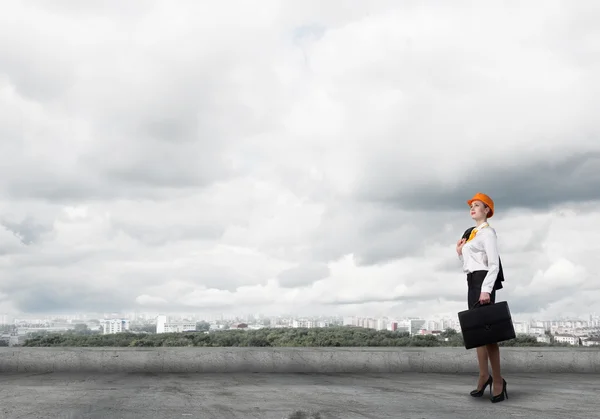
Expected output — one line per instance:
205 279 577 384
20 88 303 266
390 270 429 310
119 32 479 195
459 223 500 294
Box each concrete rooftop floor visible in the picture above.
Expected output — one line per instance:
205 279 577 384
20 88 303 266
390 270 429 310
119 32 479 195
1 372 598 419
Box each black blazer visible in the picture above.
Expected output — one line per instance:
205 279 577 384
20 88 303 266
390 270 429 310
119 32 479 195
462 227 504 290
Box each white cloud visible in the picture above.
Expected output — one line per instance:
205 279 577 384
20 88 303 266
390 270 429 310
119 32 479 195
0 0 599 320
135 294 168 307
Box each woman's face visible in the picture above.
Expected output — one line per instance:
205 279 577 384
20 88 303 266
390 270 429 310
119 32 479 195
470 200 488 220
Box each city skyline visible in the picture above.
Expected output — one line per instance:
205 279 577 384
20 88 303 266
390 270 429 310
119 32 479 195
4 309 600 325
5 310 599 349
1 1 600 320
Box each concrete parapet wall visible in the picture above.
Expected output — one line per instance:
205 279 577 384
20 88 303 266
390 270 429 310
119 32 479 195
1 347 599 374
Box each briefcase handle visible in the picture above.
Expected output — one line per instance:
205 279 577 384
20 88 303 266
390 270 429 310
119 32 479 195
471 300 492 309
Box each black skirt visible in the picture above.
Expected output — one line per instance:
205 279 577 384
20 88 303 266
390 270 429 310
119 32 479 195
467 270 496 309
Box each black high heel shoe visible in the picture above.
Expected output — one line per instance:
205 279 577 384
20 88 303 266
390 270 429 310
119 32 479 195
470 375 492 397
491 379 508 403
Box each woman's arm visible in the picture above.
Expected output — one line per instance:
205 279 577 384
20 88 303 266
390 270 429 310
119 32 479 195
481 229 500 294
457 238 466 260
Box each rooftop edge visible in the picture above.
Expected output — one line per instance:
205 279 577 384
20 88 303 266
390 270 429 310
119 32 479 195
1 346 599 374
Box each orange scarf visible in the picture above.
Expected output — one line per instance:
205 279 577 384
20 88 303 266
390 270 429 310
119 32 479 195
466 222 489 243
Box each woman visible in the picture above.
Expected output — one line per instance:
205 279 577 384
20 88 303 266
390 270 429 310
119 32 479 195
456 192 507 403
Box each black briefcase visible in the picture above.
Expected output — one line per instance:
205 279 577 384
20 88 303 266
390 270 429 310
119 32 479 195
458 301 516 349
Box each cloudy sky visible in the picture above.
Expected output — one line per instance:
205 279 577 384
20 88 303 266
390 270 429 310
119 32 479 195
1 0 599 321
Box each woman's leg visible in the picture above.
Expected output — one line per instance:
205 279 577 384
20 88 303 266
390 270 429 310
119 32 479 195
467 273 492 391
485 289 503 395
486 343 503 395
475 346 490 387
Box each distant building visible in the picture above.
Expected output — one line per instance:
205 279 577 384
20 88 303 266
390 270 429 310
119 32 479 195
419 330 442 336
513 322 530 334
529 326 545 335
292 319 316 328
536 335 551 344
397 325 410 334
409 319 426 336
582 337 600 347
554 334 579 345
247 324 265 330
156 315 195 334
100 319 130 335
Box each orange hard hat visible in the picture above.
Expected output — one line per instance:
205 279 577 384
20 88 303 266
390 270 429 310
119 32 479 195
467 192 494 218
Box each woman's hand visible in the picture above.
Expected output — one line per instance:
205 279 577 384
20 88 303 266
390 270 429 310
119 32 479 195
479 292 491 304
456 238 466 256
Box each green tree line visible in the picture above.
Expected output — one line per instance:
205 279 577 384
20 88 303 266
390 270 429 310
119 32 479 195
20 326 579 348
